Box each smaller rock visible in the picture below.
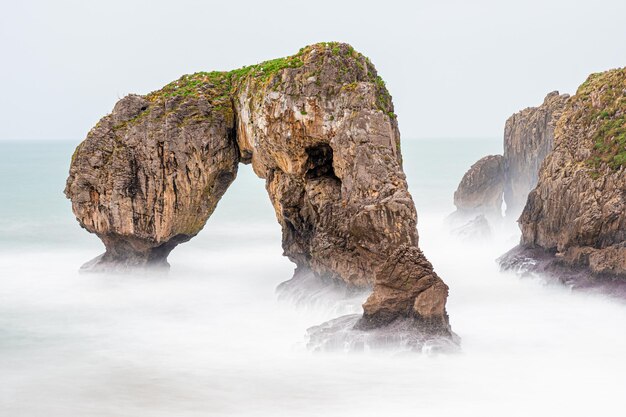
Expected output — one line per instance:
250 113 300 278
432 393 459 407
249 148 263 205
451 214 492 241
452 154 504 223
357 245 453 336
448 155 503 239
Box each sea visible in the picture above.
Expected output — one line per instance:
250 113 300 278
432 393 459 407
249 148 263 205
1 138 625 416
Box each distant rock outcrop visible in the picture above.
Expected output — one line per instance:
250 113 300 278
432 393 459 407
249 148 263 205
65 42 455 341
452 155 504 222
503 91 570 219
502 68 626 285
450 92 569 231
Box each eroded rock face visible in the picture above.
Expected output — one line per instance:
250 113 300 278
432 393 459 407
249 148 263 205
513 68 626 279
452 155 504 222
65 91 238 269
65 43 453 335
358 246 450 333
503 91 570 219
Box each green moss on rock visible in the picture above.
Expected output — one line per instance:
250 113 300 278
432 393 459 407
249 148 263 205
577 68 626 171
116 42 395 134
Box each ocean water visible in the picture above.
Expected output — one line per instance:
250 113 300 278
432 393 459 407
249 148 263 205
1 139 625 416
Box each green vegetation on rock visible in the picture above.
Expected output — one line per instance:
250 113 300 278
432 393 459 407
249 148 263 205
578 68 626 171
113 42 396 132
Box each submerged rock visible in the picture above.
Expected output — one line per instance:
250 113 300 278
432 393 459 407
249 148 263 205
307 314 460 353
276 267 368 316
503 68 626 283
451 214 492 241
499 246 626 299
65 42 454 337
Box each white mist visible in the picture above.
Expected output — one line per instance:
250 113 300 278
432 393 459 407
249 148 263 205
1 140 624 416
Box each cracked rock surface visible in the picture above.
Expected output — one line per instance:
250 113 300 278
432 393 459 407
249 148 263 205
503 91 570 219
452 154 504 223
65 42 454 335
514 69 626 278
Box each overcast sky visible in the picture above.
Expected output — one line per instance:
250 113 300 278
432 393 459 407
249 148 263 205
1 0 625 141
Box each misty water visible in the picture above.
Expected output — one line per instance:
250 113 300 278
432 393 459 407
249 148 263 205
1 139 625 416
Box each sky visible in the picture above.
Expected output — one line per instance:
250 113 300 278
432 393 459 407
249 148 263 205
1 0 625 141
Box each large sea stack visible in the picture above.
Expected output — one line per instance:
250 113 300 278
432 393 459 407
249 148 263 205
65 43 454 339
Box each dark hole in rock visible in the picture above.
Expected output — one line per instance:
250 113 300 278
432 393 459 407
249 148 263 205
305 144 339 180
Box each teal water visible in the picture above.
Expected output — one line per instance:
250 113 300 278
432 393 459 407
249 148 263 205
2 138 625 417
0 141 81 248
0 138 500 250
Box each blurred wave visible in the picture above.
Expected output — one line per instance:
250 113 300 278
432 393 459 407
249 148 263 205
1 139 625 416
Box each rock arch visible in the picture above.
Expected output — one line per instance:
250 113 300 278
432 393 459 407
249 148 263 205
65 43 453 335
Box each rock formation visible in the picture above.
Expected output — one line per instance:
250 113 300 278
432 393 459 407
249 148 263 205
503 91 570 218
502 68 626 284
450 92 569 227
452 155 504 222
65 42 454 338
65 92 239 269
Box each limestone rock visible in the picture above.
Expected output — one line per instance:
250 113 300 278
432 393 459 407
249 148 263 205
452 154 504 222
65 43 454 335
233 44 417 292
65 90 238 269
357 245 451 334
504 68 626 281
503 91 570 219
